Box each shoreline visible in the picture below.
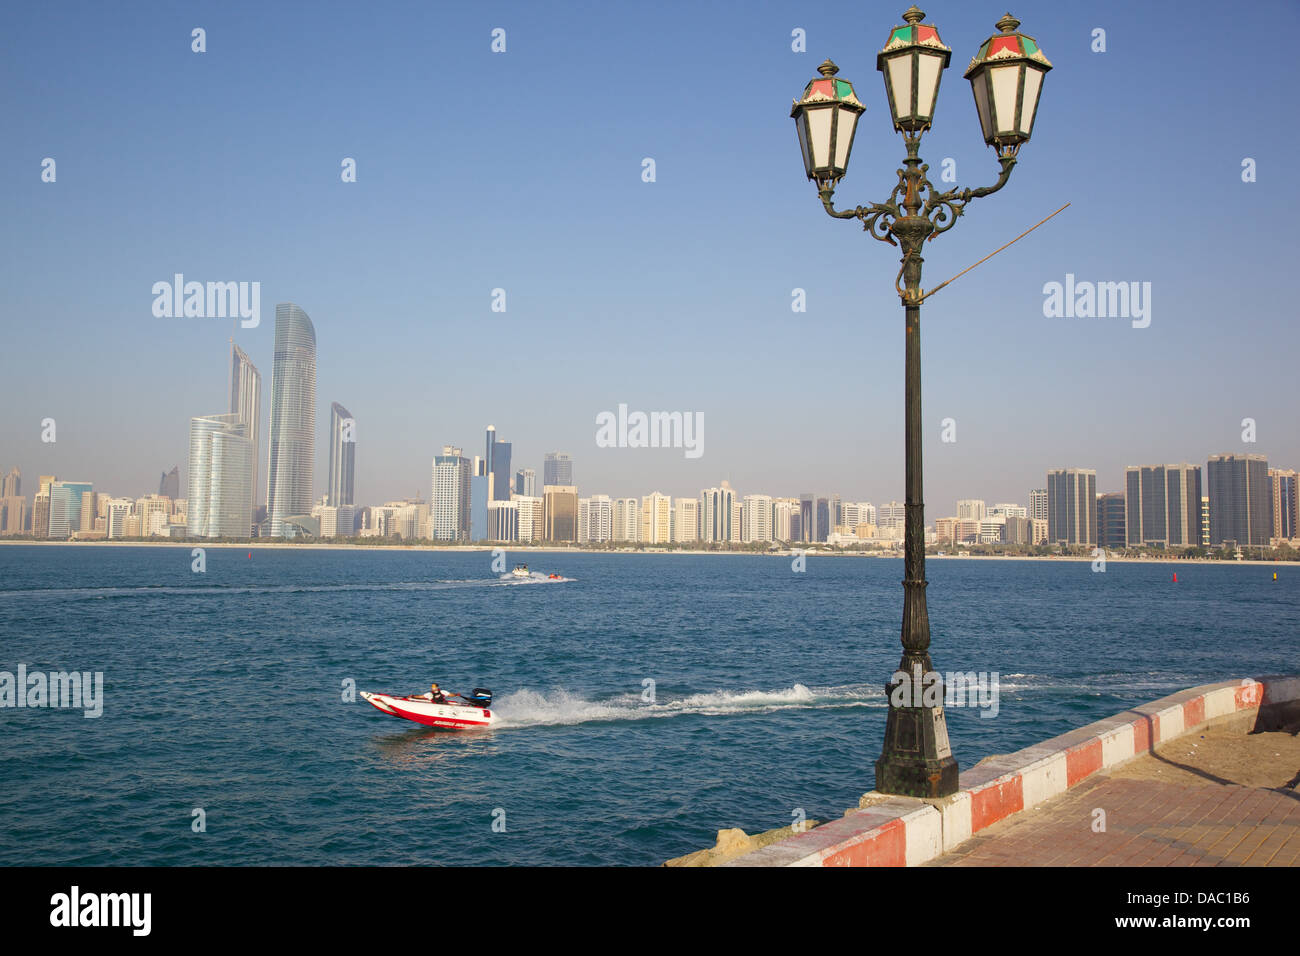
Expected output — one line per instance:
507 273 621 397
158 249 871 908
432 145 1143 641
0 539 1295 566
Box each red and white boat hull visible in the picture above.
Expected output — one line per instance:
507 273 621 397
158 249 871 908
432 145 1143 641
360 692 497 731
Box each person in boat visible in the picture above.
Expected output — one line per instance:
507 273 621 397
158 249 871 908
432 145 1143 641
424 683 449 704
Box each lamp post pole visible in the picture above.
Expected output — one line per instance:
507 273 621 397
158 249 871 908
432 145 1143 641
791 9 1051 798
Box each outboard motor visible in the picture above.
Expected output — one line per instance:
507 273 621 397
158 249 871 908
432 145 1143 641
464 688 493 708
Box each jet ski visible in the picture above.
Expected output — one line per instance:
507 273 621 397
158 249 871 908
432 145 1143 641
360 687 496 730
511 564 530 578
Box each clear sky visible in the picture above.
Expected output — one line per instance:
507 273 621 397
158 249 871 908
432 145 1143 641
3 0 1297 514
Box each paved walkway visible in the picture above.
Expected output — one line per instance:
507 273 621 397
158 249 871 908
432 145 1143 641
928 714 1300 867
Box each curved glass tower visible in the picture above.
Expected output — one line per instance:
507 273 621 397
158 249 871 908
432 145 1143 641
267 303 317 537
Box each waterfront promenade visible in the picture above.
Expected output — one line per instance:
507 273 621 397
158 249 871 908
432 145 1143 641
680 676 1300 867
927 708 1300 866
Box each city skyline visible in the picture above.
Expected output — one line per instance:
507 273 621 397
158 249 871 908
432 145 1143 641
4 2 1297 516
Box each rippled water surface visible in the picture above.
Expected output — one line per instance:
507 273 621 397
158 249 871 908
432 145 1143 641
0 546 1295 865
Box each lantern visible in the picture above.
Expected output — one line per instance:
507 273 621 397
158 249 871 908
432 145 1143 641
964 13 1052 155
791 59 866 187
876 6 952 133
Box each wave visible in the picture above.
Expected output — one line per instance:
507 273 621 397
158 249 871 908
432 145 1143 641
490 683 885 729
0 579 543 599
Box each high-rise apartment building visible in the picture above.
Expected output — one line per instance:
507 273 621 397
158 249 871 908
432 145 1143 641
1029 488 1048 523
578 495 613 544
956 499 987 521
188 413 253 538
1046 468 1097 546
32 492 50 538
328 402 356 507
1206 454 1271 547
432 446 471 542
514 495 543 543
1270 468 1298 541
638 492 672 544
673 497 699 542
1 495 26 534
1 467 19 498
229 342 261 508
1124 463 1202 548
742 494 773 543
514 469 536 497
877 501 906 534
701 482 738 543
266 303 316 537
612 497 640 542
771 498 797 542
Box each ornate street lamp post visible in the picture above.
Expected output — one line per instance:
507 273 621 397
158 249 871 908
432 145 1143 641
790 7 1051 798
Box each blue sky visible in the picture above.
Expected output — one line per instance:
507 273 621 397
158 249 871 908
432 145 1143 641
2 0 1297 513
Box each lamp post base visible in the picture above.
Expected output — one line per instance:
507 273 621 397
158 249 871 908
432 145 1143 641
876 663 960 798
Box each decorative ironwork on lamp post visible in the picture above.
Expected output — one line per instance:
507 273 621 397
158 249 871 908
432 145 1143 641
790 7 1051 798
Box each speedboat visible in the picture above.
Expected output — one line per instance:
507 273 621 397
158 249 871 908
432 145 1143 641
360 688 496 730
511 564 530 578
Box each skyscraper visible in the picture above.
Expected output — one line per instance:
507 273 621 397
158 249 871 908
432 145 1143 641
641 491 672 544
673 498 699 542
1270 469 1298 541
742 494 774 543
328 402 356 507
514 468 536 497
483 428 512 503
432 446 471 542
1207 454 1271 547
543 452 573 487
158 465 180 501
612 497 640 542
1046 468 1097 546
815 497 830 542
1125 464 1201 548
187 413 253 538
2 467 20 498
229 342 262 506
799 494 814 543
543 485 578 542
266 303 316 537
578 495 612 544
47 481 93 539
700 482 737 543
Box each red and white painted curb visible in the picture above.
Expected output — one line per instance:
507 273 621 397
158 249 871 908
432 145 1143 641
724 675 1299 867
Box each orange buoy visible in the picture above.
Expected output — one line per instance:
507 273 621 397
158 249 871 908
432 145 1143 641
1172 572 1178 583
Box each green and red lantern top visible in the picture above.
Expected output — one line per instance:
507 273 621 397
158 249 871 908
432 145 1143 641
876 6 952 133
791 59 866 186
963 13 1052 153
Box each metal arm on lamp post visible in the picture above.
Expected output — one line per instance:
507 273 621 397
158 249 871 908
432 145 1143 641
789 7 1051 798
